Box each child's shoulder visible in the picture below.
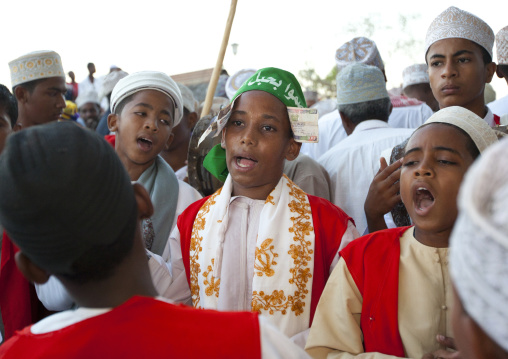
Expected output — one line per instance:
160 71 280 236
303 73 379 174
306 194 350 220
342 226 412 257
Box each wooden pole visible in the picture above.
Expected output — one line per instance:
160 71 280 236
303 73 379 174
200 0 238 118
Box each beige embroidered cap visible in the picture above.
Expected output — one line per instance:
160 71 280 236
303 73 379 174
336 63 388 105
425 7 495 59
402 64 429 90
9 50 64 87
496 25 508 64
335 37 384 72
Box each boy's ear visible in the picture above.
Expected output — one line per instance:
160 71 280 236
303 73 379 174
485 62 497 83
14 86 29 105
221 128 227 149
15 251 50 284
164 132 175 151
496 66 505 79
107 113 119 132
285 138 301 161
132 183 154 220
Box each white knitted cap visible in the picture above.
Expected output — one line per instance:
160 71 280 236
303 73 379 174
402 64 429 89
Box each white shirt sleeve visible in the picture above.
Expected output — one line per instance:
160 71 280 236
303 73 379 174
35 276 74 311
329 220 361 274
259 315 311 359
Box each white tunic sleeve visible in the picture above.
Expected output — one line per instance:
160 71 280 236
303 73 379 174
259 315 311 359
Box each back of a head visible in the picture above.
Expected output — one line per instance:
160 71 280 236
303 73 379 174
450 137 508 355
336 63 390 124
0 84 18 127
0 121 137 283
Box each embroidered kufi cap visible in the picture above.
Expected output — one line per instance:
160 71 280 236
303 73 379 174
337 63 388 105
420 106 498 153
425 6 495 59
110 71 183 127
225 68 257 100
75 90 100 109
450 137 508 352
100 70 128 98
335 37 384 72
496 25 508 64
177 83 198 113
9 50 65 88
402 64 429 90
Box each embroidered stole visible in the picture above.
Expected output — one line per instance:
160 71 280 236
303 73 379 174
189 174 315 337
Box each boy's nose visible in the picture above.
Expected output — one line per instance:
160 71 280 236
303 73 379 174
441 62 458 79
144 118 159 132
56 94 66 109
414 162 433 177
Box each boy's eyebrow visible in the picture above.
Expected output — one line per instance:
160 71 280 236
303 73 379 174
231 110 282 122
133 103 172 117
429 49 474 61
404 146 461 156
404 147 421 156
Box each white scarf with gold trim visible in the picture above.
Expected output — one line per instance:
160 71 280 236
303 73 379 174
189 174 315 337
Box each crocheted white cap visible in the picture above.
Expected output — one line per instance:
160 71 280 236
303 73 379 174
225 68 257 100
100 70 129 98
75 90 100 109
496 26 508 65
110 71 183 127
177 83 198 113
425 7 495 59
450 137 508 352
402 64 429 89
336 63 388 105
9 50 65 87
335 37 384 72
422 106 498 153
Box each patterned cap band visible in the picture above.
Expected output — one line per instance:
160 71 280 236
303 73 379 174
402 64 429 89
336 63 388 105
425 6 495 58
9 50 65 87
496 26 508 65
335 37 384 72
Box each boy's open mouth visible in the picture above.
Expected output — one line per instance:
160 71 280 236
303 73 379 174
137 137 153 152
415 186 435 213
235 156 258 169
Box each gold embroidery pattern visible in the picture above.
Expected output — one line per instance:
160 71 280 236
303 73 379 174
252 177 314 317
190 188 221 307
266 193 275 205
203 259 221 297
254 239 278 277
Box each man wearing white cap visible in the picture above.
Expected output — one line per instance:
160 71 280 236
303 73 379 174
449 138 508 359
0 50 68 342
160 83 199 181
425 6 498 126
75 90 101 130
402 64 439 112
300 37 433 161
488 25 508 120
318 63 414 234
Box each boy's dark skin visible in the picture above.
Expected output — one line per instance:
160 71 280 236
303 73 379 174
15 183 158 309
220 90 301 200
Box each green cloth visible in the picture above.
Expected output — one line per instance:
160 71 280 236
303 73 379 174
204 67 306 182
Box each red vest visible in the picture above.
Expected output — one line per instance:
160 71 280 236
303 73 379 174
340 226 412 357
0 296 261 359
494 114 501 126
178 194 352 326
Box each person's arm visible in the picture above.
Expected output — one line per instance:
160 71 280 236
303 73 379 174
305 259 405 359
364 158 402 233
259 315 311 358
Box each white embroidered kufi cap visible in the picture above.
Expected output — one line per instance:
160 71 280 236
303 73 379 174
425 6 495 58
225 68 257 100
336 63 388 105
335 37 384 72
402 64 429 90
110 71 183 127
422 106 498 153
75 90 100 109
9 50 65 87
177 83 198 113
496 25 508 64
450 137 508 352
100 70 129 98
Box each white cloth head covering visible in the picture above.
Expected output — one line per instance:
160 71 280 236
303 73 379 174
496 25 508 64
422 106 498 153
425 6 495 59
9 50 65 87
75 90 100 109
336 63 388 105
335 37 384 72
225 68 257 100
450 137 508 352
402 64 429 89
110 71 183 127
177 83 198 113
100 70 128 98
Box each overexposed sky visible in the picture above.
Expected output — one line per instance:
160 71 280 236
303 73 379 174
1 0 506 98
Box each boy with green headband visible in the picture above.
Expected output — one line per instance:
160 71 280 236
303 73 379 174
151 67 359 346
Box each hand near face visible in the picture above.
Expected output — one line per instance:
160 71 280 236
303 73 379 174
364 157 403 232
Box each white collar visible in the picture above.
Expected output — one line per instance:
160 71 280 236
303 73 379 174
352 119 390 135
